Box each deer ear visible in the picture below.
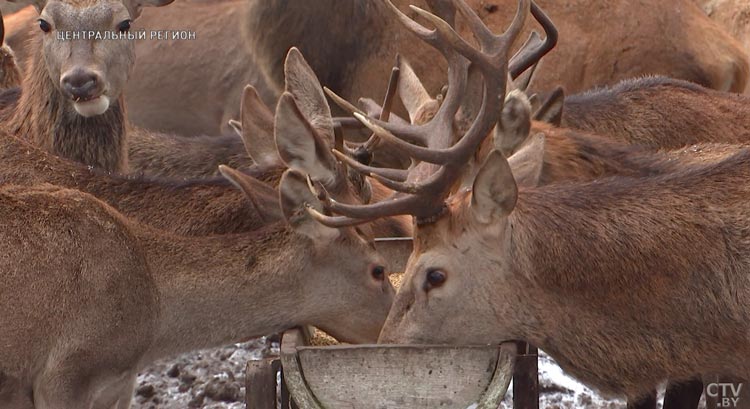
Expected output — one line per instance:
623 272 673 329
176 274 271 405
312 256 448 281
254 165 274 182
219 165 283 223
279 169 340 242
533 86 564 126
471 151 518 225
283 47 335 143
508 132 546 188
398 57 439 125
124 0 175 19
275 93 337 186
494 90 532 157
238 85 280 168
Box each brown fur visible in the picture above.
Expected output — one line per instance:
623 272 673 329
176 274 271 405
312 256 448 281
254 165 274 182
3 1 277 137
0 129 276 236
0 180 393 407
0 44 21 89
562 77 750 149
127 127 255 179
4 34 128 172
697 0 750 92
8 0 744 137
2 0 263 179
245 0 749 119
380 149 750 401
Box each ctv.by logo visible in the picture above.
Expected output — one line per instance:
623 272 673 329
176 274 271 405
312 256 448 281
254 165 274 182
707 382 744 408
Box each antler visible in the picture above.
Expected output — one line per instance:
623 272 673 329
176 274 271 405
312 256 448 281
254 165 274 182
307 0 532 226
509 1 558 79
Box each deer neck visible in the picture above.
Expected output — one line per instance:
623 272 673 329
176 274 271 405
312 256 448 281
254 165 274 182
7 41 128 174
133 222 314 362
503 183 750 395
244 0 384 93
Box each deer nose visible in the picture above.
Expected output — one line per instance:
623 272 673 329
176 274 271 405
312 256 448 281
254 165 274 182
61 69 103 101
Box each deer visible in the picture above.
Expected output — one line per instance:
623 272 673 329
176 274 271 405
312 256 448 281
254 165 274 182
245 0 749 122
0 165 395 408
4 0 746 137
533 77 750 149
695 0 750 93
0 46 411 242
303 0 749 405
0 0 264 179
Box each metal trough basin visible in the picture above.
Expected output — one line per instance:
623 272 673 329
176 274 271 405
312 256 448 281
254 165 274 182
280 329 517 409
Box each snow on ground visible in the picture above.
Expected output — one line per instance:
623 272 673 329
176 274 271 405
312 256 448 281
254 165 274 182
131 344 703 409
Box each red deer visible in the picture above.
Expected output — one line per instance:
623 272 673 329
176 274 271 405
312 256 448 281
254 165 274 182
0 47 411 240
307 1 748 404
535 77 750 149
0 173 394 407
695 0 750 92
0 0 261 179
5 0 747 137
245 0 749 122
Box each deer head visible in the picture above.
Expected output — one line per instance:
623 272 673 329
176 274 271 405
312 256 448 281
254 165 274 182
297 0 553 345
14 0 174 117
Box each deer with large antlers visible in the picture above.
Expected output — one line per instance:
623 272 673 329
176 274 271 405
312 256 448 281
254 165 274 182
5 0 746 137
308 0 749 404
0 166 395 407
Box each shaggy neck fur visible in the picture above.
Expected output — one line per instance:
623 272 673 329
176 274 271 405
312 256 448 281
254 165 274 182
244 0 381 93
506 152 750 398
6 37 127 173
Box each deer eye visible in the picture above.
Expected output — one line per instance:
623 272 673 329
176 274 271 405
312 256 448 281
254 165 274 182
371 265 386 281
117 19 132 32
38 19 52 33
423 269 447 291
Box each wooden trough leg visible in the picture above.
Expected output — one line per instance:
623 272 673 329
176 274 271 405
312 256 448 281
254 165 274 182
246 358 278 409
663 377 703 409
513 341 539 409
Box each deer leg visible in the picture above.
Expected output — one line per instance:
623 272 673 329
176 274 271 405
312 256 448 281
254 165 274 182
32 367 95 409
627 389 657 409
109 374 137 409
663 377 703 409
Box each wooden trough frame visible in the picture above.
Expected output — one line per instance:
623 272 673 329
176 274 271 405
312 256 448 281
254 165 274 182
246 328 540 409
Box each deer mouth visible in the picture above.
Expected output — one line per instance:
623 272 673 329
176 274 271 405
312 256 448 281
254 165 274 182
72 94 110 117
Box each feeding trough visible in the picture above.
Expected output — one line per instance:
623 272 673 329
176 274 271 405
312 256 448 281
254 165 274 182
277 328 516 409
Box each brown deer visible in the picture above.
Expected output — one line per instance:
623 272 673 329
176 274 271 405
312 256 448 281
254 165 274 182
0 47 411 241
695 0 750 92
0 171 394 408
2 0 178 173
306 0 749 404
5 0 746 137
534 77 750 149
378 62 750 190
0 0 263 179
245 0 749 121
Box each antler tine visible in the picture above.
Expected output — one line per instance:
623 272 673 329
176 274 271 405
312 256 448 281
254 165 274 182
305 0 531 226
384 0 442 47
325 87 365 116
362 62 401 152
306 206 376 228
509 1 558 79
331 149 408 182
